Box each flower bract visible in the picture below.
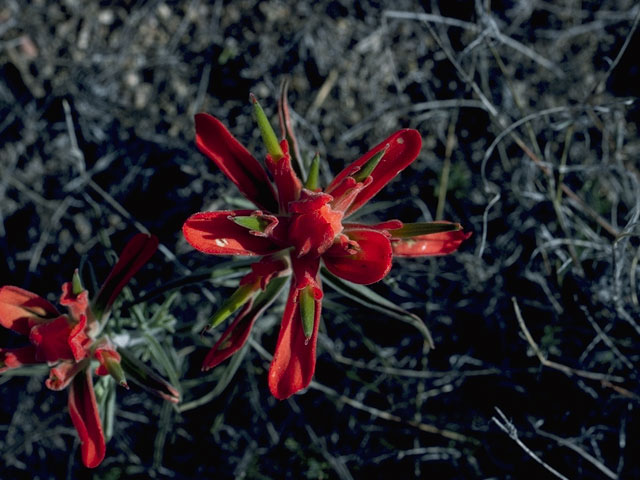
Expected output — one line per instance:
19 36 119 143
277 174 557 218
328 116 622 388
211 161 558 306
184 92 470 400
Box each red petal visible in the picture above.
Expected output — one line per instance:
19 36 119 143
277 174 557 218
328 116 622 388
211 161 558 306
195 113 278 212
265 140 302 212
0 286 60 335
29 315 75 362
326 129 422 217
94 346 121 376
183 210 281 256
268 257 321 400
202 301 256 370
68 315 91 362
323 229 393 284
287 206 344 258
60 282 89 322
94 345 127 387
392 230 472 257
68 368 106 468
288 189 332 214
45 360 87 391
93 233 158 314
0 345 38 373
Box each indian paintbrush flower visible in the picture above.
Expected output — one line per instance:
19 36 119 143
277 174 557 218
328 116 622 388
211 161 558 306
0 233 175 468
183 88 471 400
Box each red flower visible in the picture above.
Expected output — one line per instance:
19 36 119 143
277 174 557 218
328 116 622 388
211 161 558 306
184 93 470 400
0 234 158 468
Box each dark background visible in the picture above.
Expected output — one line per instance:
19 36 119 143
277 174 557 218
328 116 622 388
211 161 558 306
1 0 640 478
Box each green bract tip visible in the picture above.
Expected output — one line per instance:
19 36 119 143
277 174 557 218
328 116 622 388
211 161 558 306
251 93 284 161
352 146 388 183
108 360 128 389
304 153 320 190
71 269 84 295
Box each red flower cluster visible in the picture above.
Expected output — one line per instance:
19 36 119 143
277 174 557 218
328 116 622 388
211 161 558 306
0 234 159 468
183 93 470 399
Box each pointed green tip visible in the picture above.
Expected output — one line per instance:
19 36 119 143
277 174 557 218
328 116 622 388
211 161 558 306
105 357 128 388
251 93 284 161
304 153 320 190
299 286 315 340
353 146 388 183
71 269 84 295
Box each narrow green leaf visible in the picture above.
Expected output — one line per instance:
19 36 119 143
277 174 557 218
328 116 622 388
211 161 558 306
148 291 178 329
95 376 116 441
389 222 462 238
251 93 283 161
136 294 182 391
153 402 173 469
119 347 180 404
141 331 181 395
0 364 49 377
321 268 434 348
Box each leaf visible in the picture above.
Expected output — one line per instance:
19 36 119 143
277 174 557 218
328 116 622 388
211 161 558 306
94 375 116 441
131 293 182 391
178 276 289 411
141 331 181 394
320 268 434 348
118 347 180 404
147 291 178 329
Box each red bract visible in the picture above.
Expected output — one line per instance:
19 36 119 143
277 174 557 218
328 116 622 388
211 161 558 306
184 94 470 400
68 368 105 468
0 234 158 468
